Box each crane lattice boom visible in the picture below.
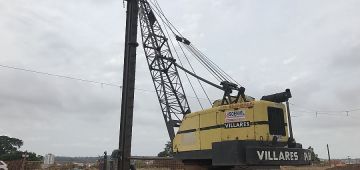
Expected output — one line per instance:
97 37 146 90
138 0 190 140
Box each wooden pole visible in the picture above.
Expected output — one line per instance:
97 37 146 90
327 144 331 166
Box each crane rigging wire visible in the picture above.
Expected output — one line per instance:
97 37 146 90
149 2 229 83
148 0 241 87
183 44 228 82
157 12 205 109
176 42 213 105
147 1 208 108
151 0 242 86
147 1 214 106
144 5 215 105
191 45 243 86
150 0 182 36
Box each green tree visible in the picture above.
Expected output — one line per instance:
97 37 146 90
308 146 320 163
0 135 42 161
111 149 120 160
0 136 23 155
157 141 173 157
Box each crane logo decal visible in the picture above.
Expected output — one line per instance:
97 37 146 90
225 121 251 128
225 110 245 123
224 110 250 128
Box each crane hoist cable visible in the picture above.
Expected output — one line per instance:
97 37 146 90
148 1 213 106
161 17 205 109
190 45 242 87
140 0 247 139
148 2 209 108
176 42 213 105
151 0 237 82
183 44 228 82
147 0 247 107
149 0 242 87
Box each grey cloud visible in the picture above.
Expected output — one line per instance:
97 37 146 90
1 0 360 159
331 45 360 70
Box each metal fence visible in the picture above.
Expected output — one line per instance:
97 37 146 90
132 157 184 170
5 160 42 170
99 157 184 170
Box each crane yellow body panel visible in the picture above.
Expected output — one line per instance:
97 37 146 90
173 101 288 152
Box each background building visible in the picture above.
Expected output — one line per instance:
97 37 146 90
44 153 55 165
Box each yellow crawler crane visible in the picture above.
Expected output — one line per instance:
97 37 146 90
173 90 312 167
118 0 314 169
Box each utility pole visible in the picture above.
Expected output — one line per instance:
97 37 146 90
285 101 294 140
104 151 107 170
21 151 29 170
118 0 139 170
327 144 331 166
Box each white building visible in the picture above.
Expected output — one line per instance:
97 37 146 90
44 153 55 165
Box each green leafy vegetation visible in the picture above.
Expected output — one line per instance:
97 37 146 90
158 141 173 157
0 135 43 161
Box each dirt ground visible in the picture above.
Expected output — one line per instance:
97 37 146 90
281 166 330 170
135 165 360 170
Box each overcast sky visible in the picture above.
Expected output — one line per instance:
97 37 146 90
0 0 360 159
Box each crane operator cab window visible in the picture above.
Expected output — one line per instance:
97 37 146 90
267 107 286 136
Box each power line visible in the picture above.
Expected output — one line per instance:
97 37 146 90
4 64 357 113
290 102 360 114
290 103 360 118
0 64 121 87
0 63 212 101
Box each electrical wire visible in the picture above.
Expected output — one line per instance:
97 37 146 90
0 64 121 87
0 63 212 101
2 63 359 118
290 102 360 117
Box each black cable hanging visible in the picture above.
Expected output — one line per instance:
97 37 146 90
149 0 226 82
148 0 246 105
187 45 230 82
183 44 226 82
149 2 213 105
151 0 182 36
151 1 241 86
159 14 204 109
190 45 242 87
148 1 213 106
177 42 212 105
